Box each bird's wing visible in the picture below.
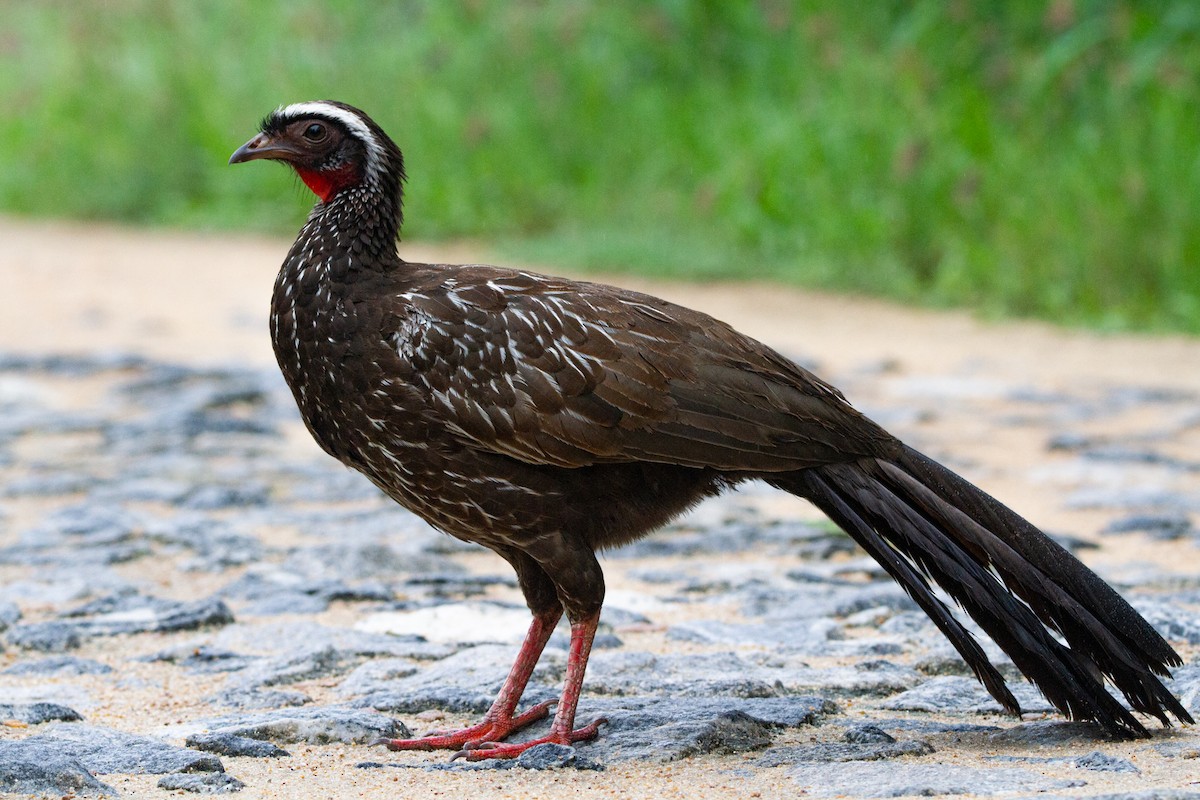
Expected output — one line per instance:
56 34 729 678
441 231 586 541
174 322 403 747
388 268 896 471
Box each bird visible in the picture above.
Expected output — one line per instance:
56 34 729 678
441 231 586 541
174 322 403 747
230 100 1191 760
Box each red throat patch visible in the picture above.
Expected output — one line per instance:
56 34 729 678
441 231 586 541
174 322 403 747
294 167 338 203
294 162 360 203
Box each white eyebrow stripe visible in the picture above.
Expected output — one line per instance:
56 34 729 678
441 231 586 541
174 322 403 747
276 101 384 181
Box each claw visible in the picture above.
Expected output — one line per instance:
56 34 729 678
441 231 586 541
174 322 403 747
368 699 557 753
374 613 604 761
453 717 606 761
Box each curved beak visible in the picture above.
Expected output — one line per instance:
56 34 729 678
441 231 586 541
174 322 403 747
229 132 302 165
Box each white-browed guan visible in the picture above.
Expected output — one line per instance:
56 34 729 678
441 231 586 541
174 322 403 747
230 101 1191 760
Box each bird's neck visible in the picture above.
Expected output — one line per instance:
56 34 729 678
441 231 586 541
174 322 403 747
270 181 404 458
288 182 403 277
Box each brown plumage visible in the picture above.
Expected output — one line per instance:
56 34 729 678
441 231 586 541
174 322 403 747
231 101 1191 759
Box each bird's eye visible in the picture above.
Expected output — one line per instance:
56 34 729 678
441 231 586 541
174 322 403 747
302 123 327 142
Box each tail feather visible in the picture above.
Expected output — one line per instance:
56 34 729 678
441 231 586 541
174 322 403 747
894 445 1183 670
773 445 1192 738
793 468 1020 714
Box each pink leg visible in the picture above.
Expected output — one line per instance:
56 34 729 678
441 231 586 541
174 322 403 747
376 610 561 751
453 612 606 761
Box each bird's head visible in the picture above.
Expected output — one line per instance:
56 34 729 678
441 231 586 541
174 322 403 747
230 101 405 206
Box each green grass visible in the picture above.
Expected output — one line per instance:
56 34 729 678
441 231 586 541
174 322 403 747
3 1 1199 332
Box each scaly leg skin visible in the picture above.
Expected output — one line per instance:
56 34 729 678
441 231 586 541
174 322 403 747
454 612 607 761
376 610 561 751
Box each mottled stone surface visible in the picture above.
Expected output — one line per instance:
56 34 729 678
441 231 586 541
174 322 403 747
0 352 1196 795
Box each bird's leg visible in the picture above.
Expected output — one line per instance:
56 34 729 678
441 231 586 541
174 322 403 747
454 611 606 761
376 608 561 751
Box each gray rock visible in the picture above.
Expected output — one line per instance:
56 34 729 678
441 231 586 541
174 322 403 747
843 724 896 743
665 617 903 658
34 502 142 543
0 702 83 724
0 599 20 630
229 644 354 689
353 644 558 714
404 572 518 592
880 675 1055 715
772 660 923 698
143 515 265 572
0 351 147 375
180 483 270 510
358 743 604 772
1067 486 1200 513
218 570 392 615
672 710 776 757
613 517 834 558
7 621 85 651
0 683 93 711
0 472 99 498
210 620 455 662
60 592 235 636
1133 600 1200 645
1080 445 1197 470
158 771 246 793
1072 751 1140 772
585 650 781 699
913 654 978 677
15 723 223 774
746 581 916 619
0 744 115 797
199 706 409 744
0 568 133 608
3 655 113 676
787 762 1083 797
337 658 420 698
238 591 331 616
185 732 290 758
666 617 840 648
141 643 257 674
280 465 386 503
987 719 1116 745
379 695 829 767
757 739 933 766
514 742 603 770
92 476 192 504
1102 512 1194 540
577 695 832 763
1047 531 1100 554
210 687 312 710
545 630 623 651
854 717 1002 735
1153 741 1200 758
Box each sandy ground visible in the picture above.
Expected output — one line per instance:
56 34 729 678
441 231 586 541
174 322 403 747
2 215 1200 798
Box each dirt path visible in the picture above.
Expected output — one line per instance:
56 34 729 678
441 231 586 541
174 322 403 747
2 216 1199 798
5 215 1199 387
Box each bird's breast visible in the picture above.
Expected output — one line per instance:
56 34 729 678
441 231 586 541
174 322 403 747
271 252 380 457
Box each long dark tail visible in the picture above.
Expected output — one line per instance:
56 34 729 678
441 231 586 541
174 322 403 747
771 444 1192 739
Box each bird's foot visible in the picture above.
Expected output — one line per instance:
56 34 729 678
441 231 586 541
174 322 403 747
449 716 607 761
374 700 556 751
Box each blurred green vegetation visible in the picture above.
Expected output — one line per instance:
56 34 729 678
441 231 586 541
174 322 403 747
2 1 1199 332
